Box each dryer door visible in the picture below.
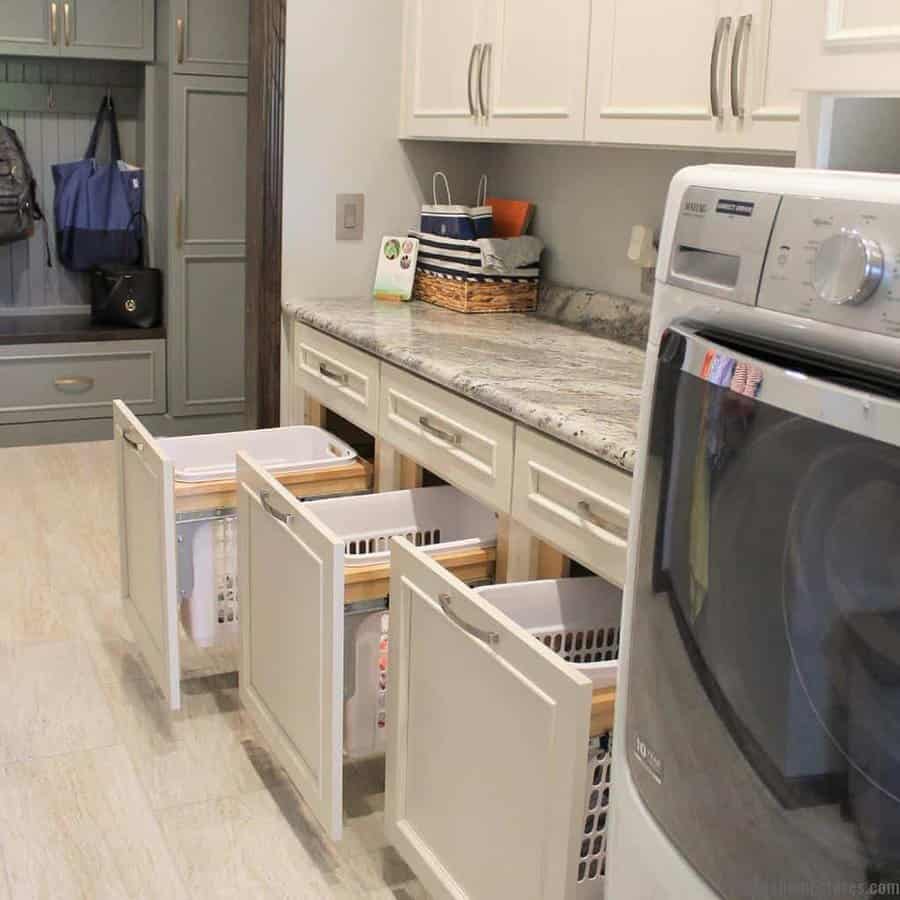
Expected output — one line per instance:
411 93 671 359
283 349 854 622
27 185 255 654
625 327 900 898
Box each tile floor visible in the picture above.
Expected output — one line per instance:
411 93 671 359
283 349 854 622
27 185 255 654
0 440 429 899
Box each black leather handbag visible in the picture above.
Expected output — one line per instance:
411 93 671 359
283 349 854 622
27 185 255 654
90 263 162 329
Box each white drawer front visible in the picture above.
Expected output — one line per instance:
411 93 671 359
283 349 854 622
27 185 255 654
379 363 515 512
297 325 380 433
513 426 632 585
0 339 166 425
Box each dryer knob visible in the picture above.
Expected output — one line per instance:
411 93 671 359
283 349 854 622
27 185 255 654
813 231 884 306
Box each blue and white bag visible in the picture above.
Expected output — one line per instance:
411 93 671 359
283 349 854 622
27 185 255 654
419 173 492 240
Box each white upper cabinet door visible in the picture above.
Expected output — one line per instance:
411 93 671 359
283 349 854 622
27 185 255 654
586 0 737 148
401 0 484 138
478 0 590 141
385 538 592 900
114 400 181 711
804 0 900 91
236 453 345 841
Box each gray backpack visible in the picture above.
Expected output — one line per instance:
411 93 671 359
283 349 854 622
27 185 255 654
0 119 46 251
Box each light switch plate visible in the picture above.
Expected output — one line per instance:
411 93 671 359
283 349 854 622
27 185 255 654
336 193 364 241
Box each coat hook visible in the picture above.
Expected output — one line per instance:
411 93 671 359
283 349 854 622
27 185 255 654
47 85 56 112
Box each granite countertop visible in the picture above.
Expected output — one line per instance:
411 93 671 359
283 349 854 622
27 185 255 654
285 296 646 473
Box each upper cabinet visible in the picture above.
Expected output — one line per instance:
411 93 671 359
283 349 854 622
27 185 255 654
172 0 250 77
804 0 900 92
585 0 812 152
401 0 590 142
0 0 154 61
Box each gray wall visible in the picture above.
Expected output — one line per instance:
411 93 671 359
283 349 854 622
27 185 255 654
826 98 900 174
0 58 142 311
486 143 791 302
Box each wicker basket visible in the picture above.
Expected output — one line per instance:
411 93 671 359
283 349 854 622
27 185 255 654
414 269 538 314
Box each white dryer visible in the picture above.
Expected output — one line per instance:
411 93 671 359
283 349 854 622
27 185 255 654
609 165 900 900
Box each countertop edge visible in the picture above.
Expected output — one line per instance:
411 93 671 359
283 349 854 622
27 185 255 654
286 300 639 474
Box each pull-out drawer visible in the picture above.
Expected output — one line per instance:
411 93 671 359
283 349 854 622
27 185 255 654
114 401 371 712
379 363 515 512
296 324 381 433
235 465 500 841
385 541 621 900
513 426 632 586
0 339 165 424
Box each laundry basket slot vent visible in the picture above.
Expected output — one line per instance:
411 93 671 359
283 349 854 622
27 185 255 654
578 731 613 886
534 626 620 664
346 527 442 558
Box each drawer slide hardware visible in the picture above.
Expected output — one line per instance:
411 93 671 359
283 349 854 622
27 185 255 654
260 489 293 525
419 416 461 446
438 593 499 647
319 363 349 385
122 430 144 452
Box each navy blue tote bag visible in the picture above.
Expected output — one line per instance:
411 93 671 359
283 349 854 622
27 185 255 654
52 99 144 271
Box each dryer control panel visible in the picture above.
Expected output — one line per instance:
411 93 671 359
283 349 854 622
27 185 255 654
758 196 900 339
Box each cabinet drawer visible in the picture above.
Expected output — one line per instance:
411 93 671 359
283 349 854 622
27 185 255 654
513 426 632 585
296 325 380 433
0 340 165 425
379 363 515 512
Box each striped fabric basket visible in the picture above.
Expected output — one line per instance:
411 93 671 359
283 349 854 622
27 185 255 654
411 231 540 314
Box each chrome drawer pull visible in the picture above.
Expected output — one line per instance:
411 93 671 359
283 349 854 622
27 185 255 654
260 489 292 524
709 16 732 120
467 44 482 119
54 375 94 394
319 363 349 385
419 416 461 446
176 17 185 64
439 593 499 647
731 14 752 118
577 500 628 541
122 430 144 452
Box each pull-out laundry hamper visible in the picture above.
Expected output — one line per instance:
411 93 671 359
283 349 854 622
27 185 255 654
303 484 498 760
113 399 371 711
478 577 621 900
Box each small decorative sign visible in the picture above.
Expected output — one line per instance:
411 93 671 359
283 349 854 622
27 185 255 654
374 236 419 303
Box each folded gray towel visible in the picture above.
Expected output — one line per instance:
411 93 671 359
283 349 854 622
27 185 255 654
477 236 544 274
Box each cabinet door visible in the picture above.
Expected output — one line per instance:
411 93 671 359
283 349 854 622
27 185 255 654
385 538 592 900
59 0 154 61
480 0 590 142
172 0 249 77
401 0 483 139
0 1 55 56
169 75 247 418
113 400 181 711
586 0 736 148
236 453 345 840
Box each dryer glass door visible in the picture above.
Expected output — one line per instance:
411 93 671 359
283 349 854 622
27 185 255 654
625 326 900 899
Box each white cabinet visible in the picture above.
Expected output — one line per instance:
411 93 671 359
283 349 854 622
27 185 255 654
804 0 900 92
401 0 590 142
585 0 810 152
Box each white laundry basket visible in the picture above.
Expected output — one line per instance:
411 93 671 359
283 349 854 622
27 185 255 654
163 426 358 649
304 485 498 760
477 577 622 900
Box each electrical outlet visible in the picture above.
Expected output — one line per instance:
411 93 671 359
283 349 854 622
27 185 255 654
336 194 364 241
641 266 656 297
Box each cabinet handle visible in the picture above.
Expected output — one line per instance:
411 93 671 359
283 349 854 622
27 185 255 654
63 1 71 46
478 42 492 121
175 193 183 247
439 593 499 647
54 375 94 394
576 500 628 544
467 44 482 120
50 2 58 46
419 416 461 446
318 363 348 385
730 14 752 118
259 489 292 525
709 16 731 120
176 17 185 64
122 430 144 452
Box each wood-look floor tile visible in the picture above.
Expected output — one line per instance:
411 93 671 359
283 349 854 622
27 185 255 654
0 640 118 764
158 788 344 899
0 744 187 899
104 674 287 810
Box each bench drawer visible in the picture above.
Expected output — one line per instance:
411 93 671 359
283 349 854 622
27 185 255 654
0 339 165 425
379 363 515 512
513 426 632 585
297 325 380 433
